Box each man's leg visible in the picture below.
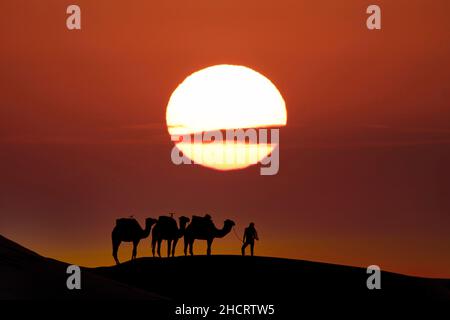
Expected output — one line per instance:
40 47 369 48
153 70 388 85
241 242 248 256
250 242 254 256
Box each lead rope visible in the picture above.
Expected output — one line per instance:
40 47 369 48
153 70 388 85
232 227 244 243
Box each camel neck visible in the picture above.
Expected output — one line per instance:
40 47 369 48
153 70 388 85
215 224 232 238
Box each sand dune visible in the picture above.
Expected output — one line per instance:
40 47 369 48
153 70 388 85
0 235 164 300
94 255 450 306
1 234 449 307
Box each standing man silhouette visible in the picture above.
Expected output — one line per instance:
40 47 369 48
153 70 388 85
241 222 259 256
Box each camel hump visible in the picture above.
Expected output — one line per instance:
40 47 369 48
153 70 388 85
158 215 175 223
191 215 203 222
158 216 177 227
191 215 214 228
191 215 211 222
115 218 139 229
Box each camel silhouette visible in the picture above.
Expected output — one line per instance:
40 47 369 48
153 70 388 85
151 215 190 257
184 215 235 256
112 217 157 264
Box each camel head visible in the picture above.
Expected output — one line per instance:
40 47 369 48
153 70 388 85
177 216 190 238
145 217 158 226
214 219 235 238
224 219 235 228
138 217 157 239
144 217 158 231
179 216 190 226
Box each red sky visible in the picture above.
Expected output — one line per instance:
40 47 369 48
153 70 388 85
1 0 450 277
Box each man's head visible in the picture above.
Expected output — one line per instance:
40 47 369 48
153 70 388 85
249 222 255 228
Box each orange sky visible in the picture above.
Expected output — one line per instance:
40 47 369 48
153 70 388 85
1 0 450 277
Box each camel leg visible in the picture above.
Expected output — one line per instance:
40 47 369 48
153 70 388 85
189 239 194 256
184 237 188 256
207 239 213 256
132 240 139 260
112 238 120 265
151 237 156 257
242 242 249 256
167 240 172 258
157 239 162 257
172 238 178 257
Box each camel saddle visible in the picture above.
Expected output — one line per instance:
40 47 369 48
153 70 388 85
115 218 139 229
191 215 214 228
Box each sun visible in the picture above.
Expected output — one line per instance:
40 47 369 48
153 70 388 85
166 64 287 170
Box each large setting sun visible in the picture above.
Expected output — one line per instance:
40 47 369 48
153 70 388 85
166 64 287 170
